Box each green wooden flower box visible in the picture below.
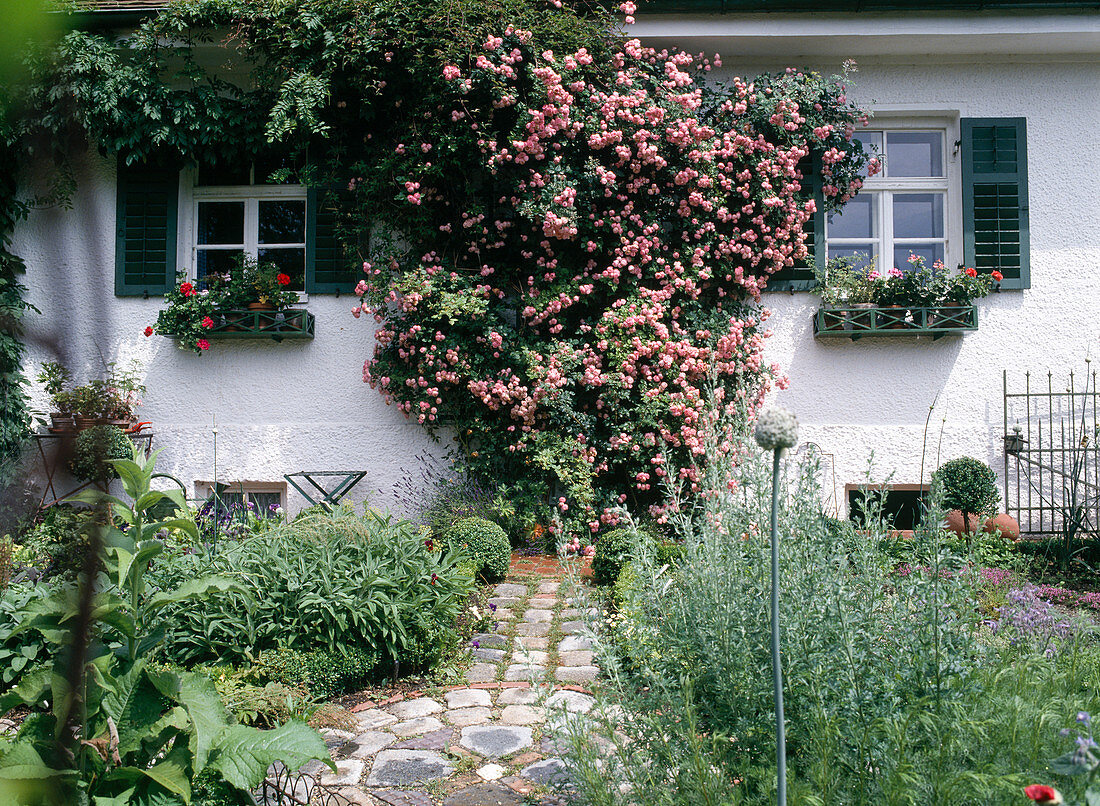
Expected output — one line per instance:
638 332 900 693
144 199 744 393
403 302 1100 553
813 304 978 340
186 308 315 342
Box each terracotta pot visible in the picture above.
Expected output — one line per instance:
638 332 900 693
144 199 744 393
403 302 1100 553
849 302 875 329
247 301 276 311
73 416 99 431
49 412 75 432
881 304 909 329
982 512 1021 541
944 509 983 536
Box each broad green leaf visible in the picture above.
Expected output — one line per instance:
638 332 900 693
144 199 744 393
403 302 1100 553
208 721 332 790
106 546 135 590
93 788 137 806
111 461 146 501
147 668 228 774
100 660 170 758
143 577 242 618
146 518 199 541
0 666 51 714
137 741 191 803
133 490 169 515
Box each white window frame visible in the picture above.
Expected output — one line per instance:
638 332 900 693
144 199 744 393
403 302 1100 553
826 114 962 273
176 167 309 297
194 479 288 511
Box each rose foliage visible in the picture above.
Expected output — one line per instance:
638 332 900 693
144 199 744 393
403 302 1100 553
351 29 871 533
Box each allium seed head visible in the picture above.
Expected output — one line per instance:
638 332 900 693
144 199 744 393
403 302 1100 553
754 408 799 451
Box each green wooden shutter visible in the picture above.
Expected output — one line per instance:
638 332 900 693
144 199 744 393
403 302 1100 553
961 117 1029 289
766 152 822 291
305 187 354 294
114 157 178 296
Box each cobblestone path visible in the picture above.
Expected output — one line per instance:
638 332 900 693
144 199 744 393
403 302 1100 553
305 556 598 805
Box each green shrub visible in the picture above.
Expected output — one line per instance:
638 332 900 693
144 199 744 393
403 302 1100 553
17 504 99 579
563 447 1095 806
444 517 510 581
933 455 1000 528
150 507 475 670
611 561 638 607
249 645 381 701
67 424 131 481
592 528 637 585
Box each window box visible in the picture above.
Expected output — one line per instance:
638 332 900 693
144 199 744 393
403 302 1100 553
814 303 977 340
165 308 314 343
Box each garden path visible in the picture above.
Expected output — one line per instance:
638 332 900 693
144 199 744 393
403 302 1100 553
301 556 599 805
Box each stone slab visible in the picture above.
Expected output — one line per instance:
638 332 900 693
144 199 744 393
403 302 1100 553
346 730 397 759
493 583 528 597
466 662 498 683
528 595 558 606
521 758 571 788
511 649 549 665
497 687 541 705
558 650 595 666
557 636 593 652
500 704 545 725
516 636 548 650
374 791 434 806
554 666 599 683
545 690 595 713
442 782 527 806
504 664 544 682
392 728 451 751
477 762 508 780
472 633 509 649
459 725 534 759
446 707 493 727
474 647 506 663
446 688 493 709
513 622 549 637
365 749 455 787
388 697 443 720
488 597 521 608
492 609 514 621
319 758 364 787
523 609 554 623
538 582 561 594
391 716 445 738
558 620 584 634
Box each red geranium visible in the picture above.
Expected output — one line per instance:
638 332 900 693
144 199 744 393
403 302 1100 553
197 339 210 351
143 326 153 337
1024 785 1063 804
201 316 214 329
992 270 1004 282
276 273 291 286
180 282 195 297
964 267 977 278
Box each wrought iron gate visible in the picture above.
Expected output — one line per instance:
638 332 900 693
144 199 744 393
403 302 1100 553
1002 367 1100 538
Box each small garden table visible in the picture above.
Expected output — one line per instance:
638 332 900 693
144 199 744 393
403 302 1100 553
283 470 368 509
33 430 154 509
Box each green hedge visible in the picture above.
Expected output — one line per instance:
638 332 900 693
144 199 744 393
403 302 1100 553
444 517 510 581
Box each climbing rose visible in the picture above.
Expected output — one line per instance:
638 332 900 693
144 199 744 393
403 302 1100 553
197 339 210 351
143 326 153 337
276 273 291 286
964 266 977 278
180 282 195 297
1023 785 1062 804
201 316 214 329
992 270 1004 282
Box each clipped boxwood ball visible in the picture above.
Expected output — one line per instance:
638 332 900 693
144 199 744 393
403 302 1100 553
445 517 510 581
592 528 637 586
68 425 131 482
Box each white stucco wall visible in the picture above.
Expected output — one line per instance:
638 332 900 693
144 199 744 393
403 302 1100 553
14 151 446 514
12 12 1100 520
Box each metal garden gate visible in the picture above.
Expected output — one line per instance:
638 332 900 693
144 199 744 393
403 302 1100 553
1002 366 1100 539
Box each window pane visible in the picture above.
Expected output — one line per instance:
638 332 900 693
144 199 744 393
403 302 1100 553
258 248 305 290
886 132 943 177
197 202 244 245
827 195 876 239
259 200 306 244
853 131 882 177
893 193 944 238
197 249 244 282
893 243 944 271
248 492 282 515
827 246 875 273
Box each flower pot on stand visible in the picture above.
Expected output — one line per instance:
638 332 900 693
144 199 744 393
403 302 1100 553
49 413 75 433
881 304 909 329
74 416 99 431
